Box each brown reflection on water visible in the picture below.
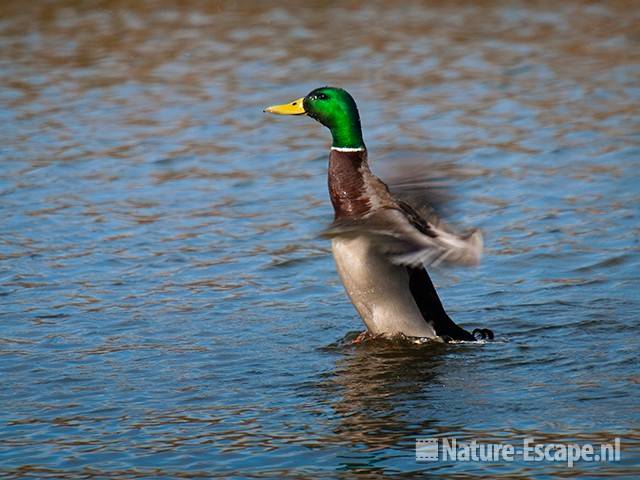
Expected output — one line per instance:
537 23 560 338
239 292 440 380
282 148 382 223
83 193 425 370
2 0 637 173
320 338 640 476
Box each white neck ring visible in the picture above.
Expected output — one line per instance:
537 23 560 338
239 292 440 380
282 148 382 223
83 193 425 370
331 146 365 152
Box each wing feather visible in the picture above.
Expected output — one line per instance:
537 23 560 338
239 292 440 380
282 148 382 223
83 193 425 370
323 206 483 268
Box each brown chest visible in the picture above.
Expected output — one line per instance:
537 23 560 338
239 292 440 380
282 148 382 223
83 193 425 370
327 149 371 219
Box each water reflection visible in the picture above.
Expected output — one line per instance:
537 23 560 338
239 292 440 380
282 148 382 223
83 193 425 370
331 340 444 426
322 340 640 476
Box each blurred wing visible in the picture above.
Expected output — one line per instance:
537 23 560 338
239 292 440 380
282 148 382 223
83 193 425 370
388 177 453 221
324 204 483 268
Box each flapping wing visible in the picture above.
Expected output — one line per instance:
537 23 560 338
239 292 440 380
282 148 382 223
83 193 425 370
323 204 483 268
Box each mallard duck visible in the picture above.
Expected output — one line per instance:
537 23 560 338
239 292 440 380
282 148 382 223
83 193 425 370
264 87 493 342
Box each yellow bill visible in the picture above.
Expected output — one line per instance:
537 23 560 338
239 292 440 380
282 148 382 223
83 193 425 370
264 97 305 115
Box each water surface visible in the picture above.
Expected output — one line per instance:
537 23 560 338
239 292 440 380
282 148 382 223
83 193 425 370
1 1 639 478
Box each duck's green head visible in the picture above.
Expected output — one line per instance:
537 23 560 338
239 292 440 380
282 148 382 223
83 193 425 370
264 87 364 150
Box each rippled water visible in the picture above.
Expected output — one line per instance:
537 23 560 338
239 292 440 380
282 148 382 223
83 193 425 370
1 1 639 478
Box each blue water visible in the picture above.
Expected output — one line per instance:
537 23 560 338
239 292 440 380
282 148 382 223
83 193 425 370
1 1 639 478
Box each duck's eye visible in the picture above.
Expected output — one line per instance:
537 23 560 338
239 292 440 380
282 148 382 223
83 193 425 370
316 93 328 100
